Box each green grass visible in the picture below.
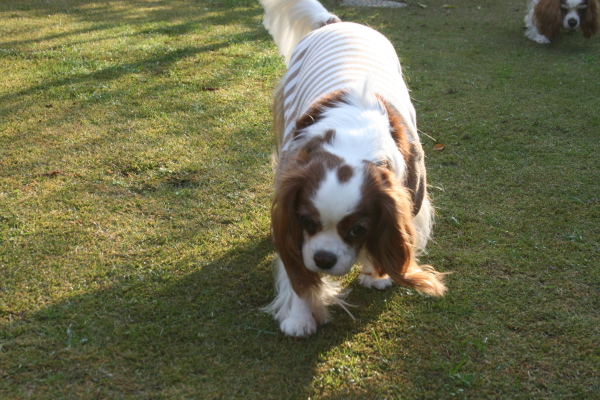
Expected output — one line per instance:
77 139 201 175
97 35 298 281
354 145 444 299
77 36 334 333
1 0 598 398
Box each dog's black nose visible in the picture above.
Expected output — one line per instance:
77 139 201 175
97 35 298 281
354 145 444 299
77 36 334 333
568 18 577 28
314 251 337 270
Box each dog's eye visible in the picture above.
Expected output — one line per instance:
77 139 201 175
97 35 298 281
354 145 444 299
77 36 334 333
347 225 368 240
299 215 318 235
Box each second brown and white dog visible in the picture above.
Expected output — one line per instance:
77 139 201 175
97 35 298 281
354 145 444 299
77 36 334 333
260 0 447 337
524 0 599 43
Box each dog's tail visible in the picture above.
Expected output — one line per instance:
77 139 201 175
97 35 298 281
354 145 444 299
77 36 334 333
260 0 340 66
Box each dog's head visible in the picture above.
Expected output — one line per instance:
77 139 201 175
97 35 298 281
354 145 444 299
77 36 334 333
271 86 419 296
535 0 599 38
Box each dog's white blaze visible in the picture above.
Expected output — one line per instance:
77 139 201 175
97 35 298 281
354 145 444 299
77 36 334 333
312 168 362 226
303 168 361 275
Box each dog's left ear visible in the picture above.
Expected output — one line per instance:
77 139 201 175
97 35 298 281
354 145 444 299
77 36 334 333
582 0 599 38
363 165 415 281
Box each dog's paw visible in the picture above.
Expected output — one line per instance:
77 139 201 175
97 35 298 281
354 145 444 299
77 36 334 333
279 315 317 337
534 34 551 44
358 273 393 290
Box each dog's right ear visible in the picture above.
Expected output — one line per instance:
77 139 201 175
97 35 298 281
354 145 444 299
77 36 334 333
534 0 562 39
271 168 322 297
582 0 599 38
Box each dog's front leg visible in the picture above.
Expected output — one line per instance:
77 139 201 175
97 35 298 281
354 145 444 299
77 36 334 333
263 258 319 337
279 287 318 337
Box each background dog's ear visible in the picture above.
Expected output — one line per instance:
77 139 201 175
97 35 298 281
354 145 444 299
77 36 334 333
271 169 321 297
534 0 562 39
582 0 599 38
364 166 446 296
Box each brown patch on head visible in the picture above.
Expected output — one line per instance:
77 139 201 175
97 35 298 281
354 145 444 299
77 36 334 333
293 90 349 136
297 193 322 237
337 164 354 183
337 211 371 248
296 130 339 168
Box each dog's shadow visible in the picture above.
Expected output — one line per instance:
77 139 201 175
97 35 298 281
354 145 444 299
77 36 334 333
9 236 412 398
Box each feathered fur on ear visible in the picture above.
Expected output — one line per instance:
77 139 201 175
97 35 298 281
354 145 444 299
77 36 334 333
271 167 322 297
363 164 446 297
534 0 563 39
582 0 599 38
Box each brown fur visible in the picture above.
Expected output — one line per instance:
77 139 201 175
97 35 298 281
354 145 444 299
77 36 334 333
582 0 599 38
534 0 563 39
360 163 446 297
378 95 427 217
293 90 349 133
271 163 322 297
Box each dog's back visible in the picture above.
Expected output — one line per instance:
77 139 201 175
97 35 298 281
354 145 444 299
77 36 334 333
262 0 416 156
278 22 415 148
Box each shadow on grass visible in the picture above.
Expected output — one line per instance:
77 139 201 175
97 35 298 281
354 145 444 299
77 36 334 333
1 0 263 47
2 236 400 398
0 31 265 109
0 0 270 117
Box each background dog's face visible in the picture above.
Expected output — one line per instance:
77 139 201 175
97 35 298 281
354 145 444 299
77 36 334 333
533 0 598 39
561 0 589 30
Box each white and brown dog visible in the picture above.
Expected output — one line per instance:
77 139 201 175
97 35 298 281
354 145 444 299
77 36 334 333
524 0 599 43
260 0 446 337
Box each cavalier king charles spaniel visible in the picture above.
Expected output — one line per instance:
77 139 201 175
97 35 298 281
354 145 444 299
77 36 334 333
524 0 599 43
259 0 447 337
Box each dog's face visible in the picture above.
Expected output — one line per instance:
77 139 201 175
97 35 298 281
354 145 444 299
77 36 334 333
533 0 598 39
297 159 371 276
561 0 589 30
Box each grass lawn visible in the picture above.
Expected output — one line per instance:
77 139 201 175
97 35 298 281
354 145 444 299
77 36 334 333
1 0 598 398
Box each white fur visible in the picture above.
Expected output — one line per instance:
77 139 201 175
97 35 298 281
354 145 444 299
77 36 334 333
262 258 350 337
303 169 362 275
413 197 433 252
260 0 339 65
